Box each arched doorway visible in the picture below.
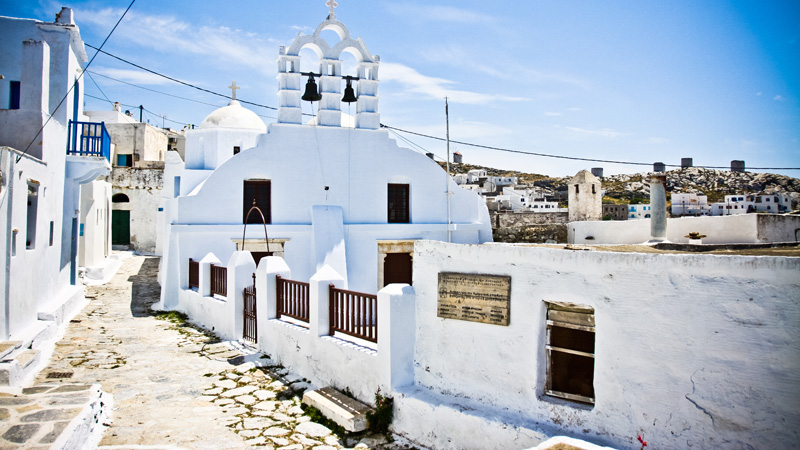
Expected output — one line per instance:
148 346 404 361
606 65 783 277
111 193 130 246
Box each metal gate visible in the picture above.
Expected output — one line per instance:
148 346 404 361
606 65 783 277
243 273 257 343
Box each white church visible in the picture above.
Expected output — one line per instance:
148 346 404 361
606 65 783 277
157 8 492 311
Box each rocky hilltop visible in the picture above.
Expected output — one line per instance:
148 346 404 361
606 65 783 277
445 162 800 207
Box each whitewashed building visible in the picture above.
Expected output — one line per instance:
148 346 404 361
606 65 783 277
710 194 754 216
0 8 111 384
628 203 652 219
86 104 174 253
670 192 710 216
496 186 566 212
158 11 492 314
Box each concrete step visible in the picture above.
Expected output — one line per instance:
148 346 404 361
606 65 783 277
0 341 22 359
302 386 371 432
0 348 41 386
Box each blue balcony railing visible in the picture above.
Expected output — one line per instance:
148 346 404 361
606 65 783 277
66 120 110 161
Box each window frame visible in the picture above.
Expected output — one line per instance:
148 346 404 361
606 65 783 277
243 179 271 224
545 301 596 405
387 183 410 224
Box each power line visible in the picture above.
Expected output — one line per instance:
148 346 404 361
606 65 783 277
85 43 277 111
17 0 136 162
84 47 799 171
381 125 800 171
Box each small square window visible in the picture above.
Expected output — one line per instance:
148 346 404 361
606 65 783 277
545 302 595 405
233 146 241 155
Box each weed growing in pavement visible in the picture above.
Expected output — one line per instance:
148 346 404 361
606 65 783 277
153 310 188 324
366 388 394 434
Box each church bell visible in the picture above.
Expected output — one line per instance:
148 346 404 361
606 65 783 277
301 75 322 102
341 78 357 103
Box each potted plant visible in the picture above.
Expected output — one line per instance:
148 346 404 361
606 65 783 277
685 231 706 244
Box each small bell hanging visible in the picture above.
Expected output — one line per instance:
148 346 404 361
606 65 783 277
301 74 322 102
341 78 357 103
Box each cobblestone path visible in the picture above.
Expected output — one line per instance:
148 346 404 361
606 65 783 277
33 255 410 450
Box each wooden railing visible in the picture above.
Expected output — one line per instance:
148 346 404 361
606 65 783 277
188 258 199 289
329 285 377 343
276 275 310 323
210 263 227 297
66 120 111 161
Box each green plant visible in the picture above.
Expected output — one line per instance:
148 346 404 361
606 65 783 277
366 388 394 434
685 232 707 239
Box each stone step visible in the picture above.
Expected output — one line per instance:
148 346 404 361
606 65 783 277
302 386 371 432
0 348 41 386
0 341 22 359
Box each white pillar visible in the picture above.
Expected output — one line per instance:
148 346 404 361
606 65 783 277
21 39 50 113
377 284 416 393
650 174 667 242
198 252 220 298
227 251 256 340
309 265 344 338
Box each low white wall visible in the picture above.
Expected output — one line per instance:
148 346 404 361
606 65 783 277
568 214 798 245
399 240 800 450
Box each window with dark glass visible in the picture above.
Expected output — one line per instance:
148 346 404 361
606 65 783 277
244 180 271 224
9 81 21 110
233 146 241 155
388 183 409 223
545 302 595 405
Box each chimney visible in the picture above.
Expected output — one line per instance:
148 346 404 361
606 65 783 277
681 158 693 169
731 160 745 172
653 162 665 173
591 167 604 178
55 7 74 25
649 174 667 242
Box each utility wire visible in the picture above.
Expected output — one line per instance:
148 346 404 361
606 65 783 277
16 0 136 162
85 71 114 107
85 44 277 111
84 47 799 171
380 125 800 171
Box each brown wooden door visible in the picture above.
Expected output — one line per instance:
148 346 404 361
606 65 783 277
383 253 412 287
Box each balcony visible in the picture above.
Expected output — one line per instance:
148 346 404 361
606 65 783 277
65 120 111 184
66 120 111 161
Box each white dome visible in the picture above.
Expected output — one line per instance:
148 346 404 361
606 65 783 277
199 100 266 132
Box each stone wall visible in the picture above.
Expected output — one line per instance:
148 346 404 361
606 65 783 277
491 212 569 243
493 224 567 243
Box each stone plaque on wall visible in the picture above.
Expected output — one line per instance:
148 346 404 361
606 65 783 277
437 272 511 326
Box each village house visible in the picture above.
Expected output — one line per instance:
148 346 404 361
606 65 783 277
0 8 111 385
85 102 181 254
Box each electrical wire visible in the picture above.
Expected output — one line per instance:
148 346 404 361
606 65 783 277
380 125 800 171
82 47 799 171
85 71 114 107
16 0 136 162
85 43 277 111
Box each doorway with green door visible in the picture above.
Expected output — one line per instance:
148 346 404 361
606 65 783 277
112 193 130 246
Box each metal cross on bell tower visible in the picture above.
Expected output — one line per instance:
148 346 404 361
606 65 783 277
326 0 338 19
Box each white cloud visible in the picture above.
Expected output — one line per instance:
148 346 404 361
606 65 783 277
381 62 528 105
565 126 626 138
647 137 669 144
386 4 495 25
544 112 562 116
90 67 173 85
756 92 762 96
567 107 583 111
773 94 785 101
76 7 275 76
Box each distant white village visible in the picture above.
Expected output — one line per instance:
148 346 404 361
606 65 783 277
1 6 798 450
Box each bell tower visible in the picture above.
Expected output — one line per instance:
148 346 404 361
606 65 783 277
276 2 380 129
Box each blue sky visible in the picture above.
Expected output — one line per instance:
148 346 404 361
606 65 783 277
3 0 799 177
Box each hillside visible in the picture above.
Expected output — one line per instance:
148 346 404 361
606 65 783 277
442 162 800 206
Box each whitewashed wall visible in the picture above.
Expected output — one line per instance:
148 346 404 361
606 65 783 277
397 240 800 450
78 180 111 268
569 213 800 245
111 167 163 253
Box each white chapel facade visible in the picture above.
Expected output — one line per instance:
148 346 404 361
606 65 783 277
158 7 492 309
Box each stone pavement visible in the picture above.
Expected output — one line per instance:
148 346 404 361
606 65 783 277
1 255 418 449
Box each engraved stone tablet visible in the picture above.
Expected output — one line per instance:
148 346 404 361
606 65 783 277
437 272 511 326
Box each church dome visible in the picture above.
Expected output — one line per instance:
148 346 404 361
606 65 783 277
199 100 267 132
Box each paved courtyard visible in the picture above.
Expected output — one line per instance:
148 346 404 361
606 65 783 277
24 254 412 449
